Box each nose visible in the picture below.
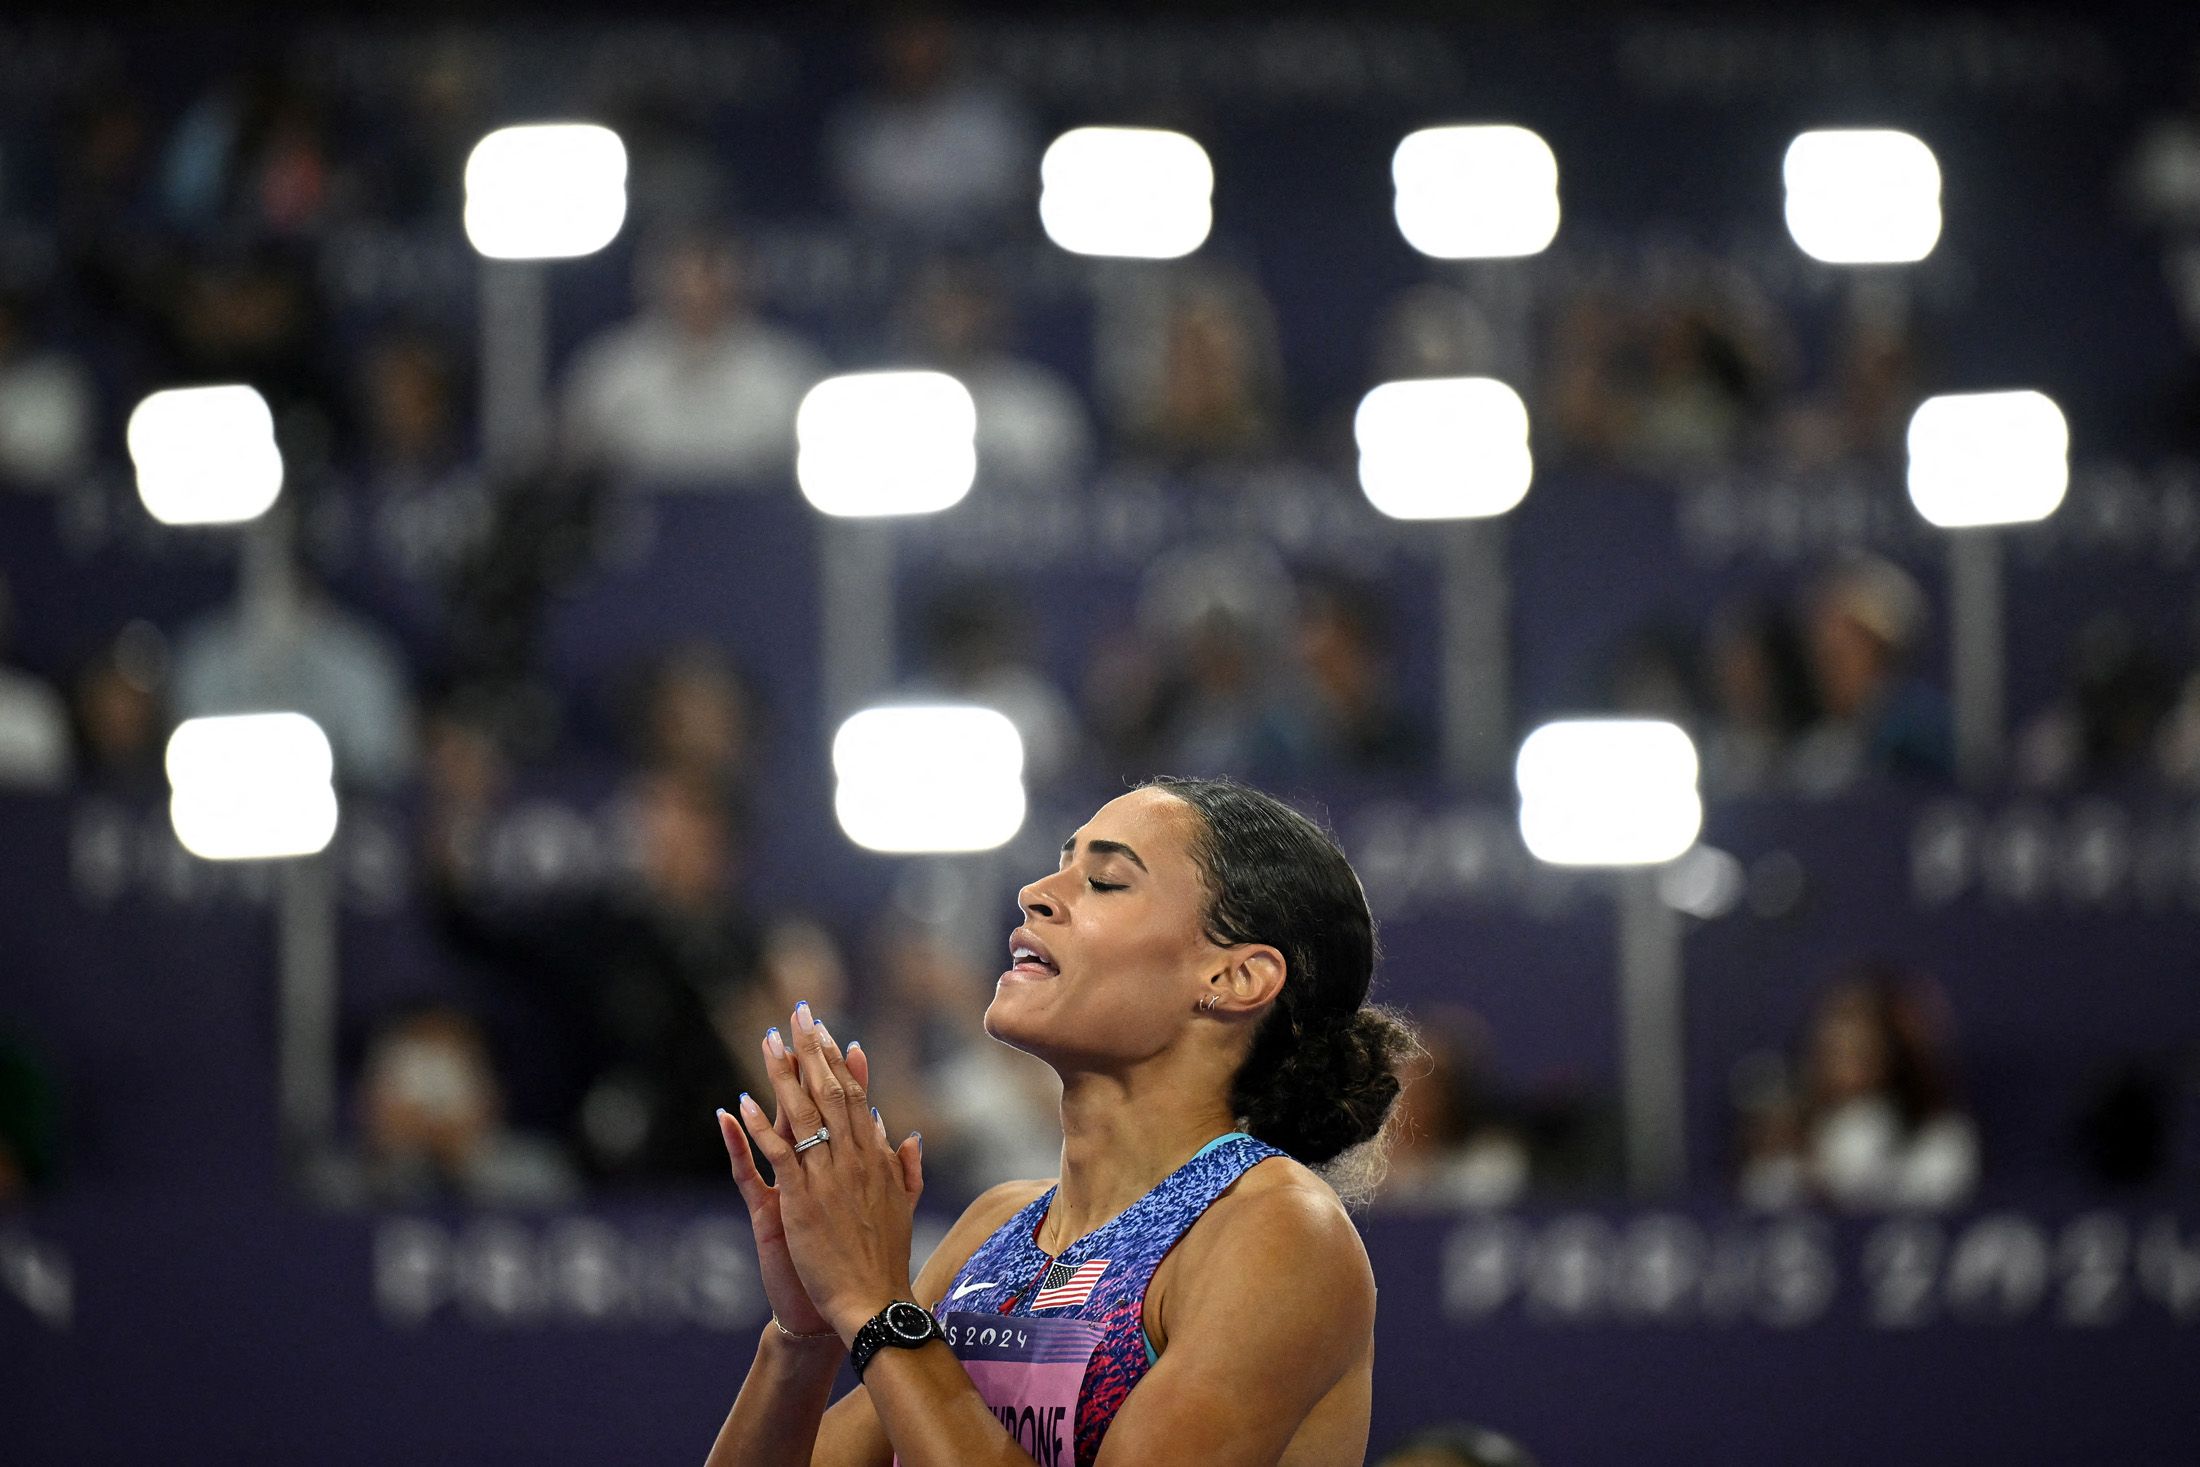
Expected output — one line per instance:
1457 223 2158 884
1016 875 1059 922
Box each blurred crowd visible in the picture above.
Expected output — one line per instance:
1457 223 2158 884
0 17 2194 1210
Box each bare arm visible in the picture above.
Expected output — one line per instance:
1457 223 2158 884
708 1177 1051 1467
705 1325 847 1467
1093 1180 1376 1467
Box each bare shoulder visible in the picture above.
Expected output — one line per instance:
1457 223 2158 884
1205 1155 1367 1256
1164 1157 1374 1324
910 1177 1055 1307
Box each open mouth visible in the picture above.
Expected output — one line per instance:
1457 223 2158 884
1006 931 1061 978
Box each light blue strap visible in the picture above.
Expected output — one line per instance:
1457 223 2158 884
1144 1132 1255 1363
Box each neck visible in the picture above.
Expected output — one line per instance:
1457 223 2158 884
1042 1056 1239 1251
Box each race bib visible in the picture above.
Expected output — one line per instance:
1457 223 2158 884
893 1312 1103 1467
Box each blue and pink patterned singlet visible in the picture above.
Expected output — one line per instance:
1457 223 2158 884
927 1132 1286 1467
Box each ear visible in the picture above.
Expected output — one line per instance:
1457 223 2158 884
1205 944 1286 1016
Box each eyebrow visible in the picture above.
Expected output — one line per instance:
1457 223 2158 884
1060 836 1149 874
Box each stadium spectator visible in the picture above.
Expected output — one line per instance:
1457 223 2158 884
1378 1008 1528 1210
1548 281 1786 473
1368 282 1502 383
311 1005 580 1208
2013 613 2177 789
0 293 95 489
150 245 344 433
68 621 168 793
1082 545 1305 781
357 325 468 480
1377 1423 1541 1467
0 576 72 790
54 80 160 241
627 645 760 808
159 62 337 237
1700 598 1821 794
1791 557 1953 790
1105 268 1287 468
561 229 827 484
1777 302 1927 471
353 39 495 226
898 260 1092 489
1738 965 1979 1212
170 562 417 791
1604 623 1702 730
826 12 1036 237
716 916 852 1079
603 95 733 233
1287 572 1430 777
905 580 1079 788
429 770 763 1184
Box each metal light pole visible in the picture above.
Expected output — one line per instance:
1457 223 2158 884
132 386 342 1173
1906 390 2073 787
1516 719 1704 1197
463 123 631 465
796 371 979 724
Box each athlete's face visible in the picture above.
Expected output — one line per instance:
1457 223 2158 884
986 788 1230 1066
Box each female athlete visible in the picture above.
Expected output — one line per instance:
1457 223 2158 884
704 776 1414 1466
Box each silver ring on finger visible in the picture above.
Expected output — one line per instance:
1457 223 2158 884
793 1125 831 1155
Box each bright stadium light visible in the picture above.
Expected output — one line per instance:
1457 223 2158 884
1905 390 2070 528
1355 377 1533 520
797 371 978 517
1039 127 1213 259
1516 719 1702 867
1783 129 1942 265
463 123 628 260
1392 125 1560 260
833 705 1026 853
127 385 284 526
166 713 339 861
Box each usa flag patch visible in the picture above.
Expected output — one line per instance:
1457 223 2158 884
1031 1257 1109 1311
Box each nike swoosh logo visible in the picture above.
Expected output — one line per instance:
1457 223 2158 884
950 1279 998 1301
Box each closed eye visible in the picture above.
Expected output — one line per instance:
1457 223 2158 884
1087 879 1127 892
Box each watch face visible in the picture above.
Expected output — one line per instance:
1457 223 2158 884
884 1301 933 1342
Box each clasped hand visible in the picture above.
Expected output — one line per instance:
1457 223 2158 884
717 1001 925 1343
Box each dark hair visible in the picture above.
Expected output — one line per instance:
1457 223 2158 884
1142 775 1413 1167
1803 961 1962 1132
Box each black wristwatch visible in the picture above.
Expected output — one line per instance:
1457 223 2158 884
849 1300 945 1380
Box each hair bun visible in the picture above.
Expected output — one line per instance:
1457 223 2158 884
1239 1004 1415 1169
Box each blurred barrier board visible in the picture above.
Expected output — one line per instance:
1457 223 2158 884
4 1199 2196 1464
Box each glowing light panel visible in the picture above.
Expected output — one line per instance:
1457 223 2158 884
464 124 629 260
1516 719 1703 867
1784 129 1942 265
1355 376 1533 520
833 705 1026 853
1039 127 1213 260
1905 390 2070 528
128 385 284 526
167 713 338 860
1392 125 1560 260
797 371 978 517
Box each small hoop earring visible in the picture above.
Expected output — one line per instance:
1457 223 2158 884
1199 994 1219 1013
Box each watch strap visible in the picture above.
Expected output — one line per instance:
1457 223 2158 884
850 1300 940 1380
